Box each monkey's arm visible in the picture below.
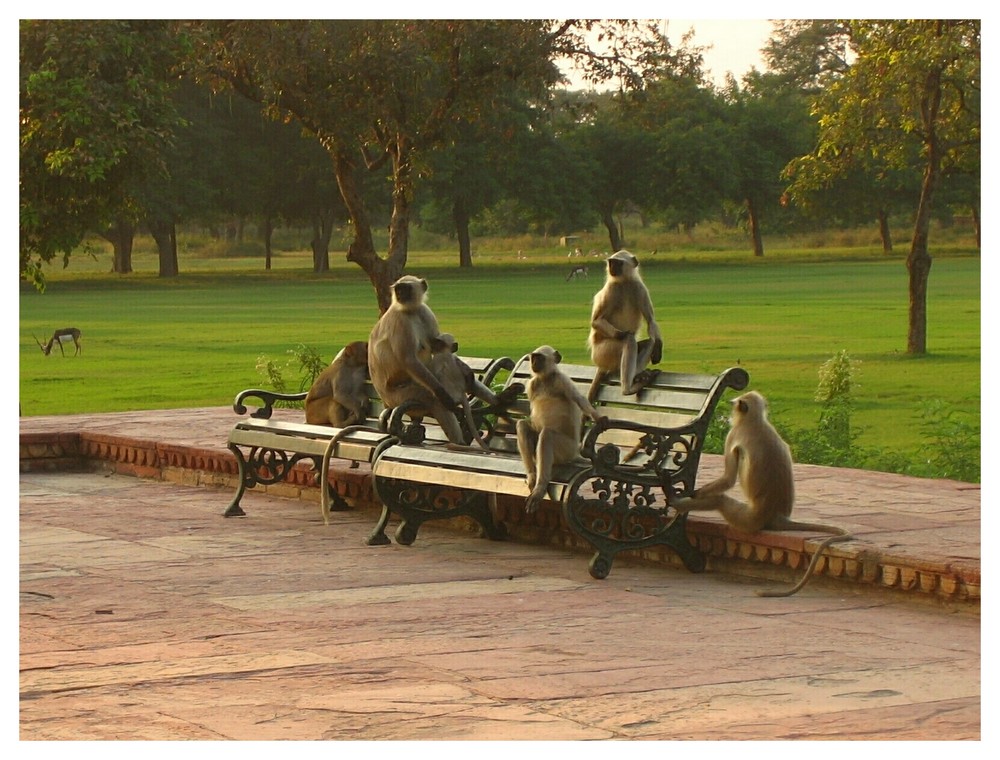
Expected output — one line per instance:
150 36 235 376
570 385 607 422
591 313 630 340
695 445 740 496
638 292 663 362
402 349 461 410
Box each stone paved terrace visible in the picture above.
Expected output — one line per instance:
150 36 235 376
20 407 981 605
19 408 981 741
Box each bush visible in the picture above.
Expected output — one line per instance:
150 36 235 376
254 343 327 408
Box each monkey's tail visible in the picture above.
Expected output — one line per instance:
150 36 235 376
755 532 852 598
319 425 368 525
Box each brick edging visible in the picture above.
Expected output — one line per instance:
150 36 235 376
19 430 979 605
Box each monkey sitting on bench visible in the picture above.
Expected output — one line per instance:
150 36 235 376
427 333 523 450
517 345 606 514
587 250 663 402
305 340 370 427
367 275 466 444
673 390 853 597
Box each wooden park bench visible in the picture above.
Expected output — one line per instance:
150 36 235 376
225 355 515 520
368 357 749 579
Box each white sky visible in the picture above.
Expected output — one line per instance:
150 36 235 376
667 19 774 86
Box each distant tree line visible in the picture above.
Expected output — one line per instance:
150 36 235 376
20 20 979 352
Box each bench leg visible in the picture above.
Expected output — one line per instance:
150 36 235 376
365 505 393 546
224 444 249 517
564 485 707 579
369 476 507 546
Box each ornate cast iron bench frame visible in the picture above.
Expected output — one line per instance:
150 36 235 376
369 357 749 579
225 355 514 519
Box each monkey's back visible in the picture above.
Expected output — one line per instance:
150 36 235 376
736 422 795 517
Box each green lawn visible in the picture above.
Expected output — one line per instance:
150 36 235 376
20 248 980 467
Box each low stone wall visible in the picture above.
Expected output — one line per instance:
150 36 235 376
19 430 980 605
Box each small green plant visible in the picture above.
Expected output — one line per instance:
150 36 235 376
917 399 980 482
254 343 326 408
814 349 860 452
290 343 326 392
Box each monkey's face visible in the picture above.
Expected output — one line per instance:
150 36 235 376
606 251 638 279
392 276 428 306
431 333 458 355
530 346 561 374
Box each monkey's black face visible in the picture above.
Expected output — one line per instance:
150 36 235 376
394 282 415 303
530 352 549 373
607 259 624 277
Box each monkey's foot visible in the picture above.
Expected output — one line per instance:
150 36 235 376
525 493 543 514
624 369 660 395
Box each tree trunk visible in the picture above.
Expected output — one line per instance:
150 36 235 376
746 196 764 257
262 216 273 271
149 219 179 277
907 62 944 356
311 211 332 273
102 217 135 274
971 205 980 249
454 196 472 267
329 142 402 313
599 204 624 252
877 207 893 253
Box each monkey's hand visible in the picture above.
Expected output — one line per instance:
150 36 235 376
494 383 525 407
615 329 634 340
650 338 663 364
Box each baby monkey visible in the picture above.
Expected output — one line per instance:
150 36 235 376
428 333 522 450
673 390 852 597
517 346 605 514
305 340 370 427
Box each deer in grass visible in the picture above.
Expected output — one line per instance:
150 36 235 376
34 328 82 356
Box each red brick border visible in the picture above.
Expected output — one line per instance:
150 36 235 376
19 430 979 604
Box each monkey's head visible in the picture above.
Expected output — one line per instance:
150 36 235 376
430 333 459 355
391 275 428 309
732 390 768 421
529 345 561 374
606 250 639 279
344 341 368 365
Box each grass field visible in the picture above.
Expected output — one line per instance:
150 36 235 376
19 245 980 474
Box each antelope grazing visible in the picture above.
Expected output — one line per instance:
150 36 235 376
34 327 82 356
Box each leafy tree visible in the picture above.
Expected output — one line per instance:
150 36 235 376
19 20 184 289
191 20 659 311
796 20 980 354
721 72 816 256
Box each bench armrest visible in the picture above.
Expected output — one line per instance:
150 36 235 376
232 388 308 419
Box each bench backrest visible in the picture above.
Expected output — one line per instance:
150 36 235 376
235 355 515 446
487 354 748 454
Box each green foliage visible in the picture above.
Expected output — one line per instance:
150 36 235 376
916 399 980 483
19 20 185 289
254 344 326 407
775 351 978 481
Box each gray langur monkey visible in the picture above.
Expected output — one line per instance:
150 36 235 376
305 340 370 427
367 275 465 444
427 333 524 450
587 250 663 402
673 390 853 597
427 334 490 450
517 346 606 514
